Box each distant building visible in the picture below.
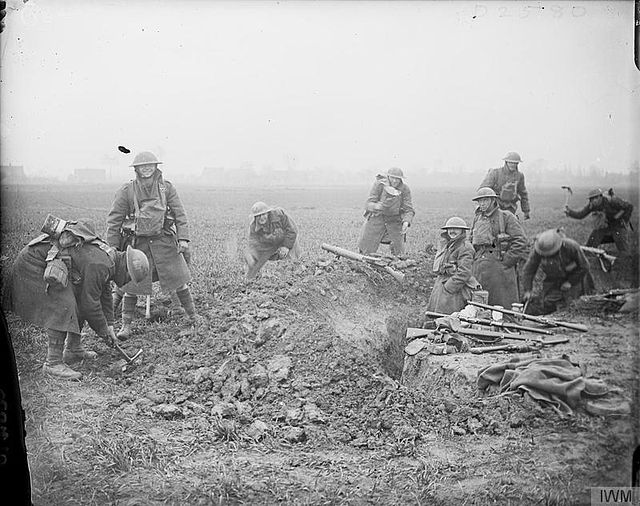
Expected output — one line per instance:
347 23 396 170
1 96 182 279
70 168 106 184
1 164 26 184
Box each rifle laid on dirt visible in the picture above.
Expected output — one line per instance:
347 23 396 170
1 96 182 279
321 243 405 283
425 311 554 335
580 246 617 272
466 300 588 332
469 337 569 355
406 326 556 344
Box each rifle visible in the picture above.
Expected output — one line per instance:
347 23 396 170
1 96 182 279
580 246 617 272
407 326 555 344
425 311 554 335
466 300 588 332
321 243 405 283
469 337 569 354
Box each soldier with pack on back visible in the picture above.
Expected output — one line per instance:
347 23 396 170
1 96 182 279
479 151 531 220
358 167 415 256
564 188 634 255
7 215 149 380
469 187 528 308
106 150 201 340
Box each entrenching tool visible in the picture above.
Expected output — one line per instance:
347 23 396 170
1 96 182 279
561 185 573 207
466 300 588 332
114 341 143 364
145 295 151 319
321 243 405 283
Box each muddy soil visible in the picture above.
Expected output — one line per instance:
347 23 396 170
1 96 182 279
7 250 639 505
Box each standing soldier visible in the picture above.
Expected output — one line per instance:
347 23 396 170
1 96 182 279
564 188 634 254
8 217 149 380
479 151 531 220
522 228 593 315
244 201 300 280
469 187 528 308
106 151 200 339
427 217 479 314
358 167 414 256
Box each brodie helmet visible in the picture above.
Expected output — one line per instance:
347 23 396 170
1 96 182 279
587 188 603 200
386 167 405 181
126 246 150 284
534 229 563 257
503 152 522 164
472 187 498 201
251 201 273 217
130 151 163 167
441 216 469 230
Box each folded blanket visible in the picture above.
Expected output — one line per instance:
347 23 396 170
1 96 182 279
477 357 609 414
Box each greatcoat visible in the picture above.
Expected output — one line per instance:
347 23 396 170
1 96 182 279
105 170 191 295
245 208 300 279
427 232 478 314
9 223 123 337
358 176 415 255
469 204 528 308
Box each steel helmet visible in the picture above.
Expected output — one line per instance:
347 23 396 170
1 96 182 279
387 167 405 181
503 152 522 164
534 229 563 257
130 151 163 167
472 187 498 201
441 216 469 230
587 188 603 200
251 201 273 217
126 246 150 284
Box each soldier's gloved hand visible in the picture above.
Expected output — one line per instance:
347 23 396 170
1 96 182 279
103 326 117 347
178 240 189 254
372 202 384 212
524 212 530 220
277 246 290 259
522 291 532 302
560 281 572 292
401 221 409 234
563 205 570 215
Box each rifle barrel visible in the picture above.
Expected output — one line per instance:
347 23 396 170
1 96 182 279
466 300 588 332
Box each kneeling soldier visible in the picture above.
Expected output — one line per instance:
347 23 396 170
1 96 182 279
8 217 149 380
522 228 593 315
427 217 479 314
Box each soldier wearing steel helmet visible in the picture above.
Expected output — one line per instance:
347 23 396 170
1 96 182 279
244 201 300 279
358 167 415 256
7 217 149 380
469 187 528 308
427 217 480 314
106 151 200 339
564 188 633 254
521 228 593 315
479 152 531 219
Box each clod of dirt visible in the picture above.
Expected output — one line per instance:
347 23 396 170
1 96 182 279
255 318 286 347
246 419 270 440
267 355 292 382
283 426 307 443
152 403 184 419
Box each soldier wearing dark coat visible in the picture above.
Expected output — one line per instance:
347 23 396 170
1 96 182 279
469 187 529 308
427 217 479 314
479 151 530 219
522 229 593 315
8 218 148 380
105 151 199 339
564 188 634 254
244 202 300 279
358 167 415 256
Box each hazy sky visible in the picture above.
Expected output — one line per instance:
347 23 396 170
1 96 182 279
1 0 638 181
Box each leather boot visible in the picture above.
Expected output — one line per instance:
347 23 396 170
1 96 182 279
117 293 136 340
63 333 98 364
117 323 132 340
43 330 82 380
168 291 185 316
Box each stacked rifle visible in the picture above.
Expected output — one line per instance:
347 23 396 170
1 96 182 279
408 300 587 355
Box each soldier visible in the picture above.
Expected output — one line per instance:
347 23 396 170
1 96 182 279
8 218 149 380
106 151 200 339
522 229 593 315
358 167 415 256
469 187 528 308
564 188 634 254
427 217 479 314
479 151 531 219
244 201 300 280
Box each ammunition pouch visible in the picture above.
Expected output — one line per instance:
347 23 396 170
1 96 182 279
499 181 517 203
43 257 69 289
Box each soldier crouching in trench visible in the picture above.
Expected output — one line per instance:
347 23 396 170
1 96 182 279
244 201 300 280
106 151 201 339
7 217 149 380
427 217 480 314
521 228 594 316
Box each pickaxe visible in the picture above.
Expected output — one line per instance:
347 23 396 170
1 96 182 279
561 186 573 208
114 341 143 364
